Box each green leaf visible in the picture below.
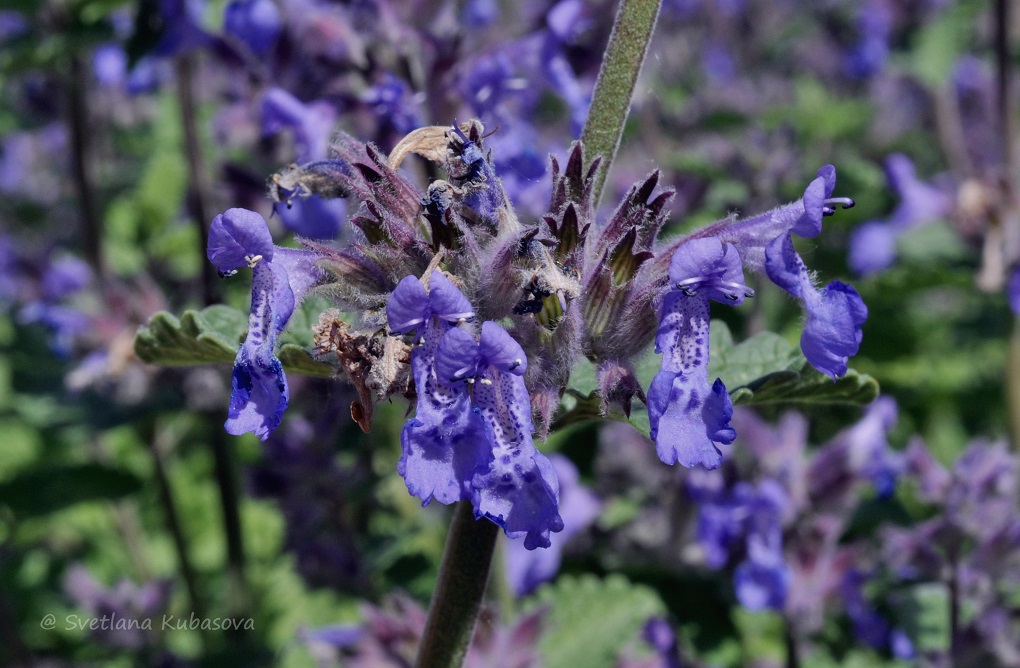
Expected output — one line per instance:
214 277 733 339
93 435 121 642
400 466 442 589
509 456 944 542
908 1 981 88
134 309 238 367
731 362 879 406
0 464 143 518
888 583 951 653
709 326 802 389
277 344 335 378
529 574 666 668
134 307 336 377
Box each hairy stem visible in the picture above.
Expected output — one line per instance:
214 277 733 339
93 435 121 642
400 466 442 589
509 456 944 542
414 502 499 668
580 0 662 207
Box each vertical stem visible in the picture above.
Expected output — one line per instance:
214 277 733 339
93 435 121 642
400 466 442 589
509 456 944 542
579 0 662 207
995 0 1015 180
209 425 251 630
175 55 219 306
948 555 960 663
147 424 208 650
1008 320 1020 449
783 617 801 668
414 502 500 668
67 55 105 278
146 424 206 648
175 55 251 620
0 590 32 667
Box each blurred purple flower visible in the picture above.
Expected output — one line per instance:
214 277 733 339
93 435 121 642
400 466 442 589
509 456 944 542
224 0 282 57
1008 266 1020 315
844 0 892 79
153 0 214 56
92 44 127 87
849 154 953 276
63 564 173 650
361 72 423 140
262 88 337 162
461 0 499 28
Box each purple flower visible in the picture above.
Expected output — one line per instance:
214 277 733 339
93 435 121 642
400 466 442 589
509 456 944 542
687 165 865 380
92 44 127 87
388 273 562 549
18 302 91 358
15 252 94 358
1009 266 1020 315
361 73 423 139
691 474 791 610
504 454 601 595
208 208 324 440
274 193 347 239
41 255 92 301
844 0 892 79
647 237 750 469
153 0 213 56
848 154 952 276
848 220 898 276
262 88 337 163
460 0 499 27
63 564 173 650
224 0 281 56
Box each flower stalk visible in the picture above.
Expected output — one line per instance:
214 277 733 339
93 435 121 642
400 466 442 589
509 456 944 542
413 502 500 668
580 0 662 207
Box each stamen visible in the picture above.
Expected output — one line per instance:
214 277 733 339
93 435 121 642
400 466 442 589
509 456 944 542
479 378 493 386
244 254 264 268
508 359 522 371
675 276 753 300
218 269 238 279
822 197 855 216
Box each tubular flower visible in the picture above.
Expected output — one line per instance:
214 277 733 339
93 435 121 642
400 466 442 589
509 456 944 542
651 166 864 467
208 208 324 440
388 274 562 549
648 237 751 469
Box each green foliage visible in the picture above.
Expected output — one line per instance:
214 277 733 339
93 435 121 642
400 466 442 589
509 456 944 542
529 574 667 668
134 308 239 367
0 464 142 519
907 0 983 87
134 306 334 377
889 583 951 654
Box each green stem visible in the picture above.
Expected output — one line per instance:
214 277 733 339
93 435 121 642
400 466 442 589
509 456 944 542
414 502 500 668
67 55 105 279
146 423 209 650
1007 319 1020 449
580 0 662 207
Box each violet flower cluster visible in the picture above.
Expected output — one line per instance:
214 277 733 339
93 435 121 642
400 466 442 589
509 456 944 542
207 119 865 550
688 399 905 631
